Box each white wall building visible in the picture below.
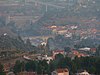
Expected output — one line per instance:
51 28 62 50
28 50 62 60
76 70 90 75
51 68 69 75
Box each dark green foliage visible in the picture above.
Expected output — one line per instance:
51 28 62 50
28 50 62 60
49 60 56 72
64 47 71 52
0 63 6 75
55 53 64 60
0 63 4 72
96 45 100 56
95 58 100 75
25 39 33 51
57 58 67 68
74 38 96 48
37 60 49 74
0 72 6 75
25 61 36 72
13 56 100 74
13 60 22 74
72 57 100 74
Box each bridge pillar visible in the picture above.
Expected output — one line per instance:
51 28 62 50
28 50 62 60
35 2 38 6
46 5 48 12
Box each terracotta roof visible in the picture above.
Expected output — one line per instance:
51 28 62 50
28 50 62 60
56 68 69 73
53 50 64 52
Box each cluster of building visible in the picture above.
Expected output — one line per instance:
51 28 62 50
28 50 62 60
3 49 94 75
6 69 91 75
68 47 96 58
45 24 99 40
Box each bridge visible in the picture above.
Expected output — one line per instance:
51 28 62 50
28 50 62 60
25 0 65 12
0 0 65 12
22 35 54 41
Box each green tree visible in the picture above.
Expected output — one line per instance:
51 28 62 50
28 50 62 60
95 58 100 74
96 45 100 56
55 53 64 60
57 58 67 69
26 39 33 51
25 61 36 72
64 47 71 52
42 60 49 74
13 60 22 74
0 63 6 75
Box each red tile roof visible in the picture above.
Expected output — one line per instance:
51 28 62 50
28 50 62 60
56 68 69 73
53 50 64 53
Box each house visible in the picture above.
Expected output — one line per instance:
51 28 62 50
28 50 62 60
3 63 11 73
51 68 69 75
79 47 91 51
90 48 96 53
7 72 15 75
18 71 36 75
36 54 53 63
76 70 90 75
42 55 53 64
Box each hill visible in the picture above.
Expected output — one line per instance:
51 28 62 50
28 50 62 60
0 34 38 52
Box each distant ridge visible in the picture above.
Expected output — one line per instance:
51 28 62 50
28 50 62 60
0 27 17 38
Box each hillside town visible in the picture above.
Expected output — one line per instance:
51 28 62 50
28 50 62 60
0 0 100 75
0 33 100 75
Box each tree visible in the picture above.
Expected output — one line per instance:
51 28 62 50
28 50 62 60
55 53 64 60
49 60 56 73
57 58 67 69
0 63 6 75
95 57 100 74
13 60 22 74
96 45 100 56
25 61 36 72
64 47 71 52
37 62 43 74
41 60 49 74
26 39 33 51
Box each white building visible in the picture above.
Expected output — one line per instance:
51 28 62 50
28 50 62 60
37 55 53 63
51 68 69 75
79 47 91 51
76 70 90 75
42 55 53 64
